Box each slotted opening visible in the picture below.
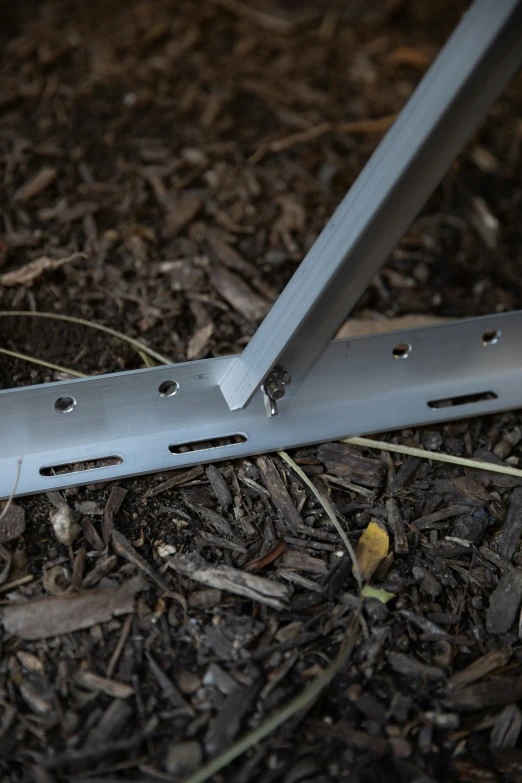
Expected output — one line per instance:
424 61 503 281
482 329 501 346
169 434 247 455
40 455 123 477
54 396 76 413
392 342 412 359
427 391 497 409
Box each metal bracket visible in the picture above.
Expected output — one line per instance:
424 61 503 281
1 0 522 499
1 312 521 498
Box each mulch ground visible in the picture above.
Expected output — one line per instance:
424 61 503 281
1 1 522 781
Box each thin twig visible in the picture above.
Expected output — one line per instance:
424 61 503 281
0 311 173 365
278 450 362 590
344 436 522 479
0 458 22 524
0 347 86 378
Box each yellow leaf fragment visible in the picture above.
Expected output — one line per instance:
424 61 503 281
353 521 389 582
360 585 396 604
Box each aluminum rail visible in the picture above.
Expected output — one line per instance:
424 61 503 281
219 0 522 411
1 311 522 498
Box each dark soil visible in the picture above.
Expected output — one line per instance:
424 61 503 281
1 1 522 781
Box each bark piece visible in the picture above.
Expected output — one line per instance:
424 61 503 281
317 443 386 488
444 678 522 711
386 498 408 554
166 740 202 776
187 322 213 360
206 465 232 509
204 682 260 756
0 503 25 543
279 549 328 575
102 486 128 546
162 194 201 238
13 166 57 202
498 487 522 561
86 700 132 747
491 704 522 748
447 650 511 691
390 457 421 492
210 265 269 322
146 652 192 712
412 504 471 530
486 568 522 635
168 551 289 609
0 252 85 286
257 455 301 533
434 477 489 507
388 652 445 681
111 529 173 595
143 466 204 498
1 575 143 640
76 671 133 699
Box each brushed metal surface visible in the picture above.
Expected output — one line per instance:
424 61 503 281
1 312 521 498
219 0 522 410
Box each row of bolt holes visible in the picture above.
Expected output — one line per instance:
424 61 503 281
392 328 500 359
54 330 502 412
54 379 179 414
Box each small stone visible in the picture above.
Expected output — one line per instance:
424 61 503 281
50 505 81 546
165 740 202 776
156 543 177 558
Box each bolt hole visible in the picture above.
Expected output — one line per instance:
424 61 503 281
54 396 76 413
392 343 412 359
159 380 179 397
482 329 500 346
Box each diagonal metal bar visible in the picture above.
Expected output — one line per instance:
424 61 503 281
1 310 521 498
219 0 522 411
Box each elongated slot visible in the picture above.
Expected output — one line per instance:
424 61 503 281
169 434 247 455
40 456 123 477
427 391 497 409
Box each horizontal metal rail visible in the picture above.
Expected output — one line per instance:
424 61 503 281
219 0 522 410
1 311 521 498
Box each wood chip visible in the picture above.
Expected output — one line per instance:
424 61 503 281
447 650 511 691
146 652 192 713
491 704 522 748
102 486 128 547
210 265 269 322
76 671 134 699
434 477 489 507
486 568 522 635
111 529 174 595
388 652 445 681
1 575 143 640
168 551 290 609
498 487 522 561
143 466 204 498
0 502 25 543
257 455 301 533
162 194 201 238
318 443 385 488
205 465 232 509
412 504 471 531
386 498 408 554
204 681 260 756
13 166 57 202
279 549 328 575
444 678 522 711
187 322 214 360
0 252 86 287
